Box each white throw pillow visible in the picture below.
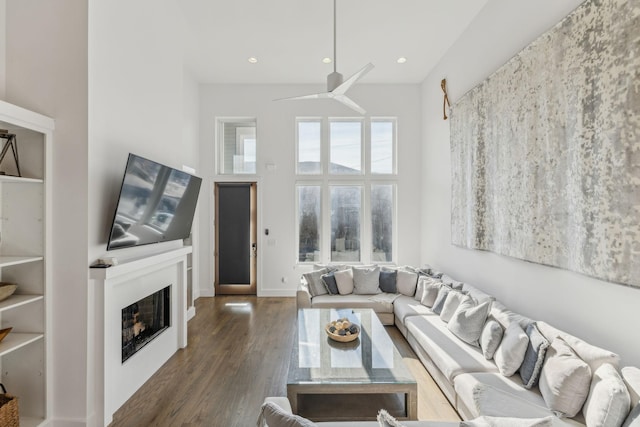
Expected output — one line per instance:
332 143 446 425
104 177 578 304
414 276 426 301
420 277 441 307
396 269 418 296
493 322 529 377
623 403 640 427
480 319 504 360
583 363 630 427
334 269 354 295
439 291 467 323
352 265 381 294
448 299 491 346
539 337 592 418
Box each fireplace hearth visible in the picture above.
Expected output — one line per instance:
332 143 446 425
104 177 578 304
122 285 171 362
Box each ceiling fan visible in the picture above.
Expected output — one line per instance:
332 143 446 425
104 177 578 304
276 0 374 114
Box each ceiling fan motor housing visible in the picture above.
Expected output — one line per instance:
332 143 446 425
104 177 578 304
327 71 344 92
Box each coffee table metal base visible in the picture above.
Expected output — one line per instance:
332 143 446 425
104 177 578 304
287 383 417 421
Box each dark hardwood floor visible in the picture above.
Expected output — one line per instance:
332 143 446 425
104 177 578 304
110 296 459 427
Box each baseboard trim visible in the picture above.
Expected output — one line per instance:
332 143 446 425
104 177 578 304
257 289 296 297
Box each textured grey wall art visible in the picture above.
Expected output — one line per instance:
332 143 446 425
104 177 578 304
450 0 640 287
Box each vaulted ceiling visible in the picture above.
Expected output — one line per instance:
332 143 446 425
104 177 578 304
178 0 489 84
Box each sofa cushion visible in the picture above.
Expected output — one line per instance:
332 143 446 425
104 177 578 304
537 321 620 373
520 323 550 389
321 272 339 295
623 367 640 408
397 269 419 296
432 286 451 315
379 268 397 293
394 295 436 324
258 401 317 427
461 283 495 305
353 266 381 295
490 300 533 330
623 403 640 427
454 372 554 419
582 363 630 427
311 294 394 314
303 268 329 297
460 416 554 427
440 291 468 323
448 299 491 347
420 278 442 308
405 315 498 383
480 320 503 360
494 322 529 377
539 337 592 418
334 269 354 295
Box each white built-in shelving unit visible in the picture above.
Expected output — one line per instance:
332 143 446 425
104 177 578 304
0 100 53 427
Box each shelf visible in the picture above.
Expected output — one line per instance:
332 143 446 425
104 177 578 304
0 256 44 268
20 417 45 427
0 333 43 357
0 175 43 184
0 295 44 313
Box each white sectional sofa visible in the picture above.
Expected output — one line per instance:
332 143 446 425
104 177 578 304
294 265 640 427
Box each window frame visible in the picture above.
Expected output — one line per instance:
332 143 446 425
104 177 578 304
370 117 397 175
295 117 398 266
216 117 258 175
296 117 323 175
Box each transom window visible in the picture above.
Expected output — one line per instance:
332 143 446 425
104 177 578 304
296 117 397 264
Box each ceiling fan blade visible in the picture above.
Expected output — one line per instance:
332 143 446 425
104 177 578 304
331 63 374 95
333 94 366 115
274 92 331 101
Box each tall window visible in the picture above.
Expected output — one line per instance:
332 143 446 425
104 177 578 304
297 185 321 262
330 120 362 174
371 119 395 174
297 119 322 174
330 185 362 262
296 118 397 264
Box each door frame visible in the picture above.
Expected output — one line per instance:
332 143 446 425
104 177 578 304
213 180 258 295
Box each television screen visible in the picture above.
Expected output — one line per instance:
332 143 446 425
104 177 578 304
107 153 202 250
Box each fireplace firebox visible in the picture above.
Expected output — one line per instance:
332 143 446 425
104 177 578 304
122 285 171 363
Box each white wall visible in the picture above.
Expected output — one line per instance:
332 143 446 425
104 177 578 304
198 84 422 297
88 1 199 424
0 0 5 98
421 0 640 367
5 1 89 425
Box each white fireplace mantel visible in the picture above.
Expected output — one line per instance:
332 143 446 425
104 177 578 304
90 246 191 426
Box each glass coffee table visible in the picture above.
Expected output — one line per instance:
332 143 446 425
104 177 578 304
287 308 417 421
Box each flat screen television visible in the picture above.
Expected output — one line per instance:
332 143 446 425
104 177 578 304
107 153 202 250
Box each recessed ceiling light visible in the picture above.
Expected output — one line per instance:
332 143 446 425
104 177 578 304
322 57 332 64
248 57 258 64
397 57 407 64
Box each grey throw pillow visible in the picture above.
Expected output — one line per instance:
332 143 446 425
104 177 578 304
448 299 491 346
353 266 381 294
480 319 504 360
520 323 550 389
321 272 339 295
302 268 329 297
379 268 397 293
431 285 451 315
539 337 592 418
258 402 317 427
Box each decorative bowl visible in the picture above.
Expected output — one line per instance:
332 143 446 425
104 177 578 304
0 327 12 343
325 318 360 343
0 283 17 302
